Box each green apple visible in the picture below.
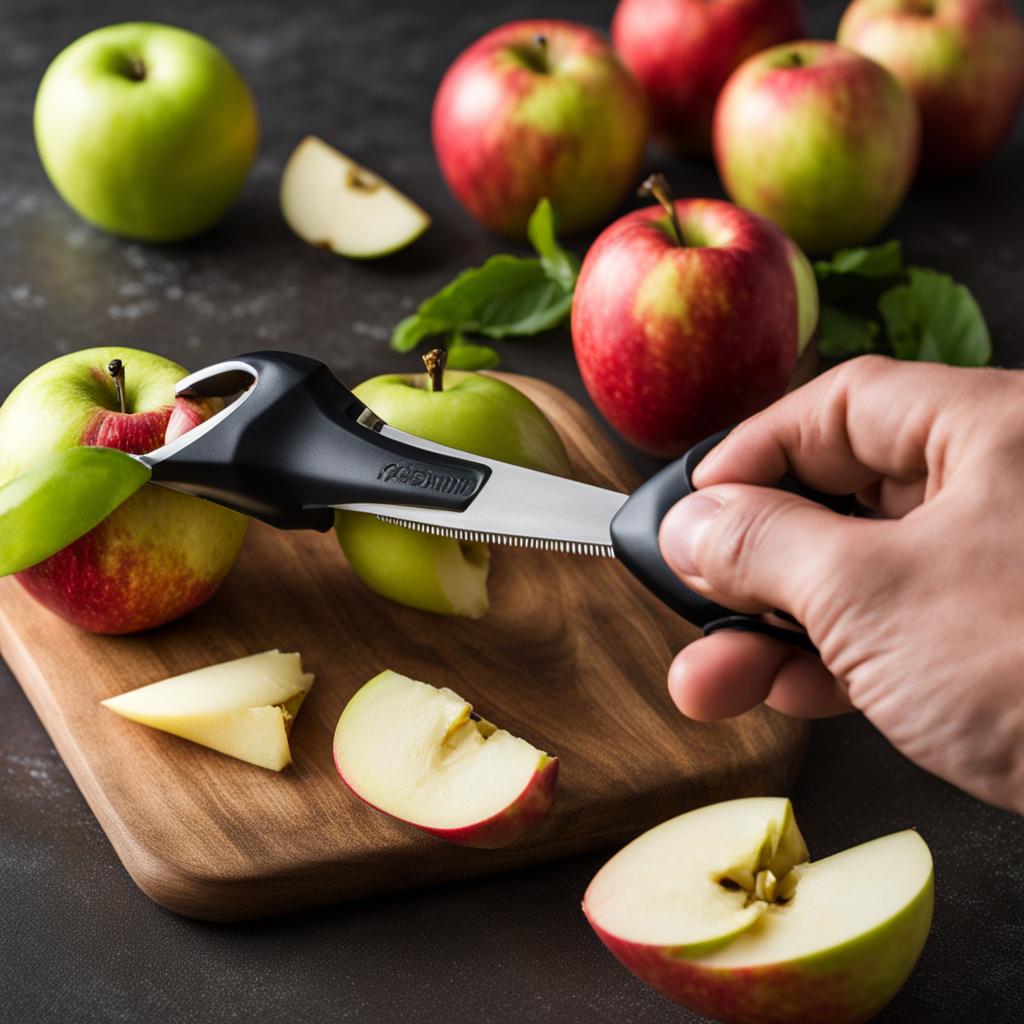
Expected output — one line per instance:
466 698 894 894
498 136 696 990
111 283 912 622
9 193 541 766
334 361 571 617
333 669 558 848
102 651 314 771
584 798 934 1024
0 347 248 634
280 136 430 258
34 22 258 241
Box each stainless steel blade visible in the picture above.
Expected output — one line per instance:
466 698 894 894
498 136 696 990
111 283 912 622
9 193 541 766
335 425 629 557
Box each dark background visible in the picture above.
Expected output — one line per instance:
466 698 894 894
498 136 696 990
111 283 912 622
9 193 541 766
2 1 1023 1021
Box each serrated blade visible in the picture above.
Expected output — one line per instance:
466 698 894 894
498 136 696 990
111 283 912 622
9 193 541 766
335 425 629 557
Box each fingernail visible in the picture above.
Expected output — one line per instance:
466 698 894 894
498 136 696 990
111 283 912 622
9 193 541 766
660 493 726 576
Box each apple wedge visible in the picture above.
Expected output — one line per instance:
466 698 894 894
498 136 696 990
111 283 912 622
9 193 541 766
333 670 557 848
101 651 314 771
280 135 430 258
584 798 934 1024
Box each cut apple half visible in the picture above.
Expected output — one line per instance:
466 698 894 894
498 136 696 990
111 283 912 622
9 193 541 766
101 650 314 771
333 670 557 848
280 135 430 258
584 798 934 1024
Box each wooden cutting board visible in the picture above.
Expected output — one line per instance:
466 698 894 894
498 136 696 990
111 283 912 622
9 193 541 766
0 373 807 921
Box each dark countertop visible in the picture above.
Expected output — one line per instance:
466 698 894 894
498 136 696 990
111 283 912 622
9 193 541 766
2 1 1023 1021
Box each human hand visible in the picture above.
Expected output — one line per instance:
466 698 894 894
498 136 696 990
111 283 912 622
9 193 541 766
658 356 1024 813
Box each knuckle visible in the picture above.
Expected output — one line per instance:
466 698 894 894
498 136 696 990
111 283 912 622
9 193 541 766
698 496 785 597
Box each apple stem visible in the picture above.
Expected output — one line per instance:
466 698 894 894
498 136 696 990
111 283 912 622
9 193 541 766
423 347 447 392
534 33 549 71
638 174 684 247
108 359 127 414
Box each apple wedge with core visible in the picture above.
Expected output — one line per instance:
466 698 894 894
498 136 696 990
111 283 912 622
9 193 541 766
102 651 314 771
584 798 934 1024
281 136 430 258
333 670 558 848
0 446 150 576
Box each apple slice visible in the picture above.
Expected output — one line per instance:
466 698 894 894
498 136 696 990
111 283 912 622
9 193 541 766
333 670 557 848
101 651 314 771
280 136 430 258
584 798 934 1024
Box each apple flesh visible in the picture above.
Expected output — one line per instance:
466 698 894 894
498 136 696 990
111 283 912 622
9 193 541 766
584 798 934 1024
432 19 648 239
713 40 921 254
280 136 430 258
612 0 804 155
0 347 248 634
102 651 314 771
333 670 558 848
571 196 818 457
335 369 571 618
34 22 258 242
838 0 1024 175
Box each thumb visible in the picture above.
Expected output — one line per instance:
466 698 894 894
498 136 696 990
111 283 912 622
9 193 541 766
658 484 865 621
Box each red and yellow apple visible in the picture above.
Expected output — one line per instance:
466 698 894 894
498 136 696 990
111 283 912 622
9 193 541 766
584 798 934 1024
571 191 817 456
838 0 1024 175
432 19 648 239
612 0 805 155
0 347 248 633
713 40 920 253
333 670 558 848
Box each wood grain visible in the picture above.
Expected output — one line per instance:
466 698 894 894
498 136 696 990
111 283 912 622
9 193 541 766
0 374 807 921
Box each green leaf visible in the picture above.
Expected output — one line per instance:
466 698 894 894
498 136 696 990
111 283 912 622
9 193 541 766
817 304 880 358
0 447 151 576
813 240 904 281
445 342 501 370
878 268 992 367
391 314 452 353
527 198 580 292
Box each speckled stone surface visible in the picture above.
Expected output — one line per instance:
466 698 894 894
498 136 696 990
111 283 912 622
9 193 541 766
1 1 1023 1021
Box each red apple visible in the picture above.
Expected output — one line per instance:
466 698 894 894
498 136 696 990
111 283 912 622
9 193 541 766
571 185 817 456
713 41 920 253
0 347 248 633
838 0 1024 175
432 19 649 239
612 0 805 155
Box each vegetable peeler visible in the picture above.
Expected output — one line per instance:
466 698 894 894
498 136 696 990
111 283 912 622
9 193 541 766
124 351 859 653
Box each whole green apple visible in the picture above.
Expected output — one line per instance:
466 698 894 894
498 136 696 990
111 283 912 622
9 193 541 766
34 23 258 242
0 347 248 633
335 361 571 618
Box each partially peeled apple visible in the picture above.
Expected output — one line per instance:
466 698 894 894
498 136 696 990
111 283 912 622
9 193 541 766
584 798 933 1023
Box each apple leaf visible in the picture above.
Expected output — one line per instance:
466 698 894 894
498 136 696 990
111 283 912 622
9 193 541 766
817 305 880 359
878 268 992 367
446 340 501 371
814 240 904 281
389 199 579 366
0 446 151 576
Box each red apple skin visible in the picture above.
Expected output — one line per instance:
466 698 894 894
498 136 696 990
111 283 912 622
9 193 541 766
432 20 648 239
571 198 815 456
713 41 920 254
612 0 805 155
839 0 1024 174
583 877 934 1024
16 394 246 635
333 747 558 850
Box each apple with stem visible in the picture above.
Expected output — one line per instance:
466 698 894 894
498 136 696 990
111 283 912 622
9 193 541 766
280 136 430 258
0 347 248 634
34 22 258 242
713 40 920 253
584 797 934 1023
838 0 1024 175
571 176 818 457
102 650 314 771
612 0 805 156
334 349 571 618
432 19 648 239
333 669 558 848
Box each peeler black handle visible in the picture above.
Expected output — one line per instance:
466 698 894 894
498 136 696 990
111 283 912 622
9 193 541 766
148 351 491 531
610 429 864 656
